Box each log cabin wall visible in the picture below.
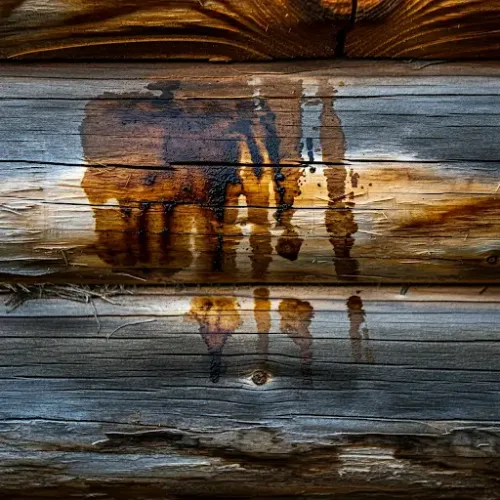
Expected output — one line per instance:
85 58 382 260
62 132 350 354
1 2 500 499
2 61 500 285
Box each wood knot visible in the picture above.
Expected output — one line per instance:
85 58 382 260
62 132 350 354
487 255 498 265
251 370 270 386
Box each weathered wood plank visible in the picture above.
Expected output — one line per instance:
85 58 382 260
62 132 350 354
0 285 499 498
1 0 499 60
1 61 500 283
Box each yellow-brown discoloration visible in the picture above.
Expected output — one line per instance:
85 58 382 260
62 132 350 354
394 197 500 233
187 296 242 383
81 80 357 281
279 298 314 380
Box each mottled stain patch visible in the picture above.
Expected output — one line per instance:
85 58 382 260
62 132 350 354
80 79 357 281
279 298 314 380
187 296 242 383
80 80 296 278
346 295 374 363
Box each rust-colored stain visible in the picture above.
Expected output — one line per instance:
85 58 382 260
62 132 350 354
254 287 271 368
187 296 242 383
81 80 358 279
279 298 314 380
394 197 500 232
346 295 374 363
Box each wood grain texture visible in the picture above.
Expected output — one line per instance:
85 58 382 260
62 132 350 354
0 284 500 498
0 0 352 60
0 0 499 60
1 61 500 284
347 0 500 59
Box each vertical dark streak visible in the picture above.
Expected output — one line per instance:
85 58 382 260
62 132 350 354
138 201 150 263
254 288 271 370
274 80 304 262
244 98 280 278
187 297 242 384
334 0 358 57
346 295 374 363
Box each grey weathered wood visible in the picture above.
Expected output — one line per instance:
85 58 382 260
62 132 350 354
1 61 500 284
0 285 499 498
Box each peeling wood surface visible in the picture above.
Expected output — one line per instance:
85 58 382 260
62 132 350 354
0 0 499 60
1 61 500 284
0 285 500 498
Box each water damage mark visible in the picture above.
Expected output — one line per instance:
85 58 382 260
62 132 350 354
186 296 242 383
346 295 374 363
81 79 358 280
279 298 314 381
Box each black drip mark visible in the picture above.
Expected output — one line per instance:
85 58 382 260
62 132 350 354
200 324 229 383
306 137 315 163
334 0 358 57
187 297 242 384
273 169 288 225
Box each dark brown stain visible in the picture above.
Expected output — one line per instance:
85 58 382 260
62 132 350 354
187 296 242 383
81 80 356 280
279 298 314 380
81 81 284 277
320 84 359 279
254 287 271 368
346 295 374 364
270 80 305 265
349 169 360 188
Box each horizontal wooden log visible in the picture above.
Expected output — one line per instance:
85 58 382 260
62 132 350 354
1 61 500 284
0 284 499 498
1 0 499 60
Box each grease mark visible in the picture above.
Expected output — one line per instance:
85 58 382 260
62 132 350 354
187 296 242 383
279 298 314 381
346 295 374 364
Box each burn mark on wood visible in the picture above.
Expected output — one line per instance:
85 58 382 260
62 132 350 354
186 296 242 383
279 298 314 381
346 295 374 363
